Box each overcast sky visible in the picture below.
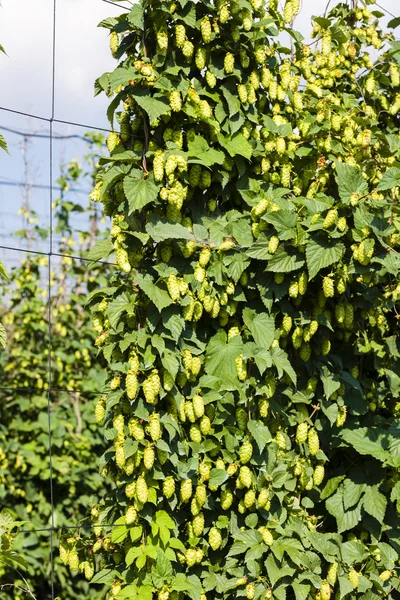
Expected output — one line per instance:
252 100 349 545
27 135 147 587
0 0 398 259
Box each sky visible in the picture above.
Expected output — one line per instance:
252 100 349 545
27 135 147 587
0 0 398 261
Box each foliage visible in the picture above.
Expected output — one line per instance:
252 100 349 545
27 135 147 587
0 138 113 599
79 1 400 599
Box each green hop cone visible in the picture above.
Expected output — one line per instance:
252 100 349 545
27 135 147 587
116 248 131 273
259 398 269 417
59 543 69 565
276 431 286 450
239 465 252 488
201 16 212 43
126 505 137 525
206 70 217 88
125 482 136 499
299 342 311 361
224 52 235 73
323 276 335 298
180 478 192 503
208 526 222 550
235 354 247 381
268 235 279 255
321 338 331 356
148 414 162 441
258 488 270 508
289 280 299 298
244 489 256 509
136 475 149 504
236 407 248 431
195 47 207 70
348 567 359 589
239 440 253 464
308 429 320 456
68 548 79 572
186 548 197 567
327 562 338 585
246 583 255 599
109 31 119 56
313 464 325 486
126 370 138 400
169 90 182 112
281 315 292 336
190 424 202 443
296 422 309 444
193 512 205 536
193 394 205 418
221 489 233 510
200 414 211 435
95 398 106 425
320 580 331 600
323 208 338 229
128 417 144 441
292 326 303 349
195 484 207 506
107 131 120 153
163 476 175 499
143 445 155 470
259 526 274 546
175 24 186 47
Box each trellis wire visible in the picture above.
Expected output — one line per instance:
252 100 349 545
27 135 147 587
0 0 138 595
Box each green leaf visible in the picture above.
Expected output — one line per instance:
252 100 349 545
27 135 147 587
155 549 173 580
343 479 365 510
335 161 369 203
321 475 346 500
219 133 253 160
155 510 175 530
86 238 113 262
292 581 311 600
340 428 390 463
267 247 305 273
128 4 144 29
146 217 195 242
106 293 133 329
306 238 345 280
131 91 171 123
116 585 138 599
376 167 400 191
91 568 116 585
188 135 225 167
262 210 297 240
243 308 275 349
0 133 8 153
208 468 229 487
205 330 243 380
0 323 6 348
136 274 173 311
363 486 387 523
124 173 160 214
247 420 272 453
339 575 356 598
112 524 128 543
271 347 297 385
341 540 369 565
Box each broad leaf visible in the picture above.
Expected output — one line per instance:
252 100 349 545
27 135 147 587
306 238 345 280
335 161 368 203
124 173 160 214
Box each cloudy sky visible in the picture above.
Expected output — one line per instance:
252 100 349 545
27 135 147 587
0 0 398 258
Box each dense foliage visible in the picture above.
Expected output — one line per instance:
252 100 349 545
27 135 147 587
0 144 112 599
80 0 400 598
